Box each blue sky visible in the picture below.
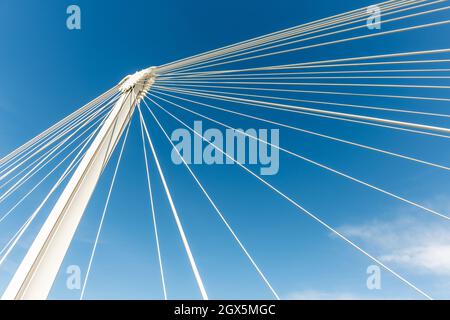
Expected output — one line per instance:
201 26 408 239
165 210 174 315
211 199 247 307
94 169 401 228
0 0 450 300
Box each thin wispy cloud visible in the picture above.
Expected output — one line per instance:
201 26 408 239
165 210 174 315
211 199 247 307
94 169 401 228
339 202 450 276
380 245 450 276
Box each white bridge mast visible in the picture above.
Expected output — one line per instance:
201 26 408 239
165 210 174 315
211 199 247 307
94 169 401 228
2 67 156 300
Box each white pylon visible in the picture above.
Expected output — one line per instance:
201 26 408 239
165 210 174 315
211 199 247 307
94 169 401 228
2 67 156 300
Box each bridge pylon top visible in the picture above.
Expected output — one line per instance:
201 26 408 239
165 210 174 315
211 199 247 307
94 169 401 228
119 66 157 102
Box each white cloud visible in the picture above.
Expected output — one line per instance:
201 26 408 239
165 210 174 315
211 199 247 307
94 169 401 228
286 198 450 300
381 245 450 276
339 216 450 276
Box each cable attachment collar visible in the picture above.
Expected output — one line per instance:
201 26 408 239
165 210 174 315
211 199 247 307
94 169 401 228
119 67 156 102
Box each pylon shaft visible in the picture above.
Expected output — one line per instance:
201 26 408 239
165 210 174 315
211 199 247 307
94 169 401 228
2 67 155 300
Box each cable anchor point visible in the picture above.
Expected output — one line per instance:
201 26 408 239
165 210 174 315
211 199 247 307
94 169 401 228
119 66 157 102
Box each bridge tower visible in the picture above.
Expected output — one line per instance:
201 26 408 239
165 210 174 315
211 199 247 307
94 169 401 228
2 67 156 300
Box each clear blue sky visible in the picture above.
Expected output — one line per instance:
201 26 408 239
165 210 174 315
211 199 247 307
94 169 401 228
0 0 449 300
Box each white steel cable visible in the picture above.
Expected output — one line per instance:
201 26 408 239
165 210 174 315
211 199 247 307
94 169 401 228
0 92 119 178
157 0 421 73
139 112 167 300
154 85 450 118
0 108 112 204
0 89 136 271
164 49 450 78
152 88 450 171
153 83 450 104
163 0 423 74
151 86 450 135
0 93 119 181
174 18 450 74
153 86 450 139
0 112 111 205
159 59 450 79
0 96 115 182
0 86 119 168
0 105 114 191
148 92 450 221
160 75 450 81
157 79 450 90
158 68 450 80
0 116 108 205
144 96 434 300
80 122 131 300
0 154 86 260
0 116 103 267
0 121 108 226
143 98 281 300
171 1 444 73
0 89 118 175
175 3 450 73
138 107 209 300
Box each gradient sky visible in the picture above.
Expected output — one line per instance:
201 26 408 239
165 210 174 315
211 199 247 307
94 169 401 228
0 0 450 300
